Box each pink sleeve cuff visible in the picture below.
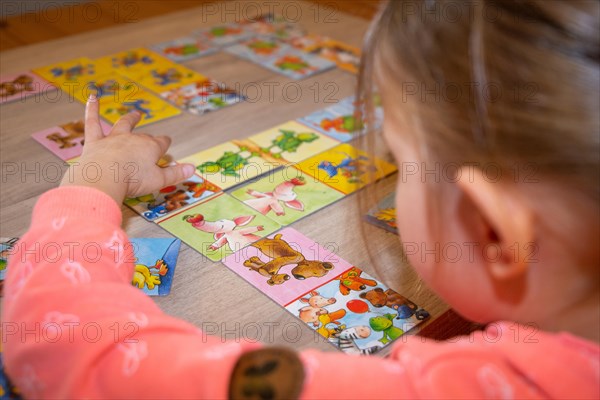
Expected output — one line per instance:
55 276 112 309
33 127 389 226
31 186 123 228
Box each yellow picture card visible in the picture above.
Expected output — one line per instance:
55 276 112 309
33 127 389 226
294 143 397 194
95 47 208 94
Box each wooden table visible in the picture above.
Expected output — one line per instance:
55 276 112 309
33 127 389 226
0 1 454 353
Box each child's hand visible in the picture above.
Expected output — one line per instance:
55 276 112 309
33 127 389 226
61 95 195 204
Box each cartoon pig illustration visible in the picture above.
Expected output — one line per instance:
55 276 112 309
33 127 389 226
183 214 264 252
244 177 305 216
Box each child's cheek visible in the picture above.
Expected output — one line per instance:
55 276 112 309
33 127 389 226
394 173 435 282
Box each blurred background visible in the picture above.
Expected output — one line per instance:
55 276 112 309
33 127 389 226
0 0 382 51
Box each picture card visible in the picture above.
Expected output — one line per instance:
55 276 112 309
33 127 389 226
88 72 182 126
31 119 112 161
178 141 280 190
365 193 398 235
311 39 361 74
246 120 339 165
297 100 363 142
160 80 245 115
226 39 335 80
130 238 181 296
95 48 208 94
288 35 361 74
285 266 430 355
32 57 97 95
261 49 336 80
295 143 397 195
195 23 254 47
230 167 344 226
124 173 221 222
157 193 280 261
240 14 305 40
0 237 18 297
224 36 290 63
222 227 351 306
0 71 55 104
33 58 182 126
150 36 218 62
285 33 326 51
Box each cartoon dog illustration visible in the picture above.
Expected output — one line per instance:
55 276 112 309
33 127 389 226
0 74 34 97
182 180 220 198
184 214 264 252
244 177 305 216
243 234 334 285
335 267 377 295
360 287 429 320
46 120 85 149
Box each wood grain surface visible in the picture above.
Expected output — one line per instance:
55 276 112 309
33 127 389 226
0 0 476 353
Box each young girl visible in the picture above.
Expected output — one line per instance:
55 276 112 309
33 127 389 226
3 0 598 398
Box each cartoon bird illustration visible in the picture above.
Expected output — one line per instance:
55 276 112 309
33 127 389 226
318 153 377 184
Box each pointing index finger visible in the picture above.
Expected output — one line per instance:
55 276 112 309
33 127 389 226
84 94 104 143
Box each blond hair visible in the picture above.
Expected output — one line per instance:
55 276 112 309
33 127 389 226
358 0 599 201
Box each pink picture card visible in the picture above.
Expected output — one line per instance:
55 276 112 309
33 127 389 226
222 227 353 306
0 71 55 104
31 119 112 161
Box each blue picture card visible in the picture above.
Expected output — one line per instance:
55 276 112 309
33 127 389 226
130 238 181 296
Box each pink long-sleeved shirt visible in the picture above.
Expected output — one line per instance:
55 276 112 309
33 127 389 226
2 187 599 399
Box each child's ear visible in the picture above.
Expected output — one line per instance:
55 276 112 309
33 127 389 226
456 166 535 281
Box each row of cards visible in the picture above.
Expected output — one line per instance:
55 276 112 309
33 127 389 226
30 93 380 168
0 237 181 297
221 227 429 354
121 116 395 261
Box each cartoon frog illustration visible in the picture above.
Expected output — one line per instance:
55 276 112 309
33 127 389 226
262 129 319 158
369 313 404 344
197 147 256 177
